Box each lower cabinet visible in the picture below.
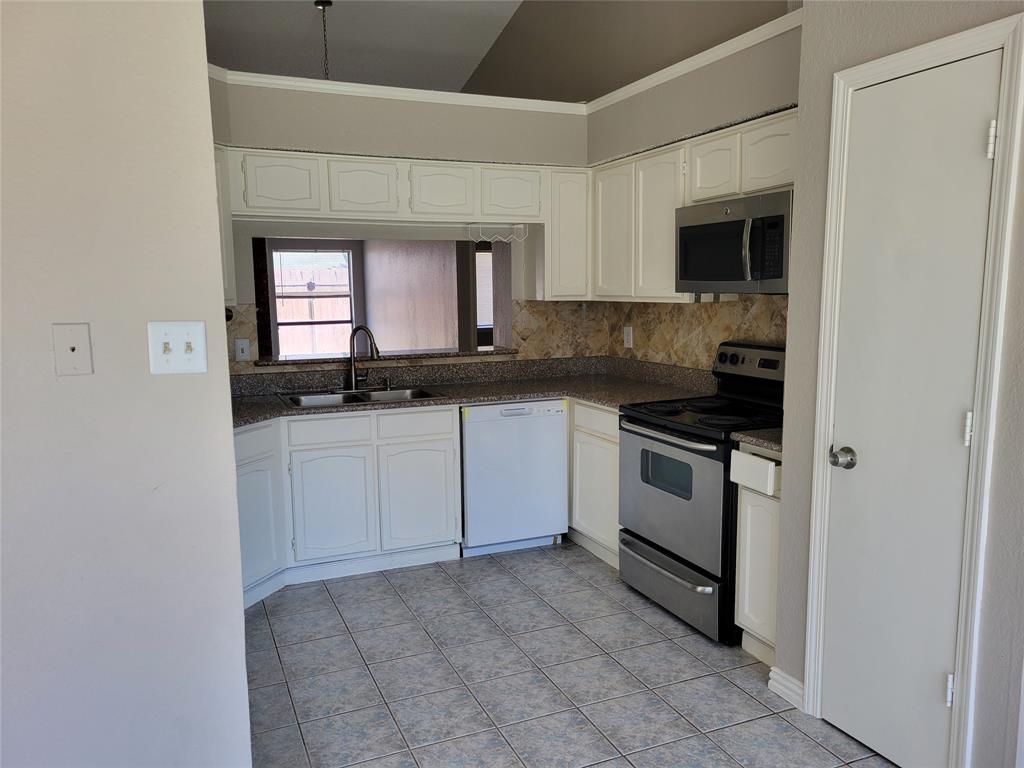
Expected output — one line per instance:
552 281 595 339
570 405 621 553
378 438 458 550
236 454 287 587
735 486 780 645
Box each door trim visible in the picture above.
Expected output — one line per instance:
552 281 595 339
803 13 1024 768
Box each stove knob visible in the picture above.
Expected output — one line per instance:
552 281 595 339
717 352 728 364
728 353 740 365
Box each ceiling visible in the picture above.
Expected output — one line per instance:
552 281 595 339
203 0 521 92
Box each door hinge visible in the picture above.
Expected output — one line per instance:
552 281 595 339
963 410 974 447
946 673 955 708
986 120 997 160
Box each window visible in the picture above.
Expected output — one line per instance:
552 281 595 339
475 243 494 348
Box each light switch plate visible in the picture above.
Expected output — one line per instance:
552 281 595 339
623 325 634 349
148 321 208 375
234 338 252 362
52 323 94 376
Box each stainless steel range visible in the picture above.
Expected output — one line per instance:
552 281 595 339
617 342 784 643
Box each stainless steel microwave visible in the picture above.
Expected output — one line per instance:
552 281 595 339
675 189 791 294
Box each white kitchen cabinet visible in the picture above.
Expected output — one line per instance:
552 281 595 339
327 159 401 214
571 403 620 554
594 163 635 297
546 171 590 298
735 486 780 645
241 152 322 211
378 438 458 550
740 114 796 193
635 149 683 299
481 168 542 218
687 133 740 202
213 146 237 306
290 445 379 561
409 163 477 216
236 454 286 587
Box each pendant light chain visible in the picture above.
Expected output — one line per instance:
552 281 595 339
314 0 332 80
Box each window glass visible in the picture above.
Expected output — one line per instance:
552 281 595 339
272 250 353 359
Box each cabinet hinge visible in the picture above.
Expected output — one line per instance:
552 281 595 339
986 120 997 160
963 410 974 448
681 160 688 176
946 673 955 708
240 157 247 202
291 538 296 552
287 462 293 475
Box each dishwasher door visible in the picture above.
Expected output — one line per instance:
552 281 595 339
462 401 568 547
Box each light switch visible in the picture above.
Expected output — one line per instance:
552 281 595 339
147 321 208 375
234 338 252 362
52 323 94 376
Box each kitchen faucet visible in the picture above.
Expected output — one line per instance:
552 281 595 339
349 324 380 390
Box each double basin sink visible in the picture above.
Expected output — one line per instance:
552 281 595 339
283 388 442 408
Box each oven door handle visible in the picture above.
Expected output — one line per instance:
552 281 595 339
620 420 719 453
620 540 715 595
741 218 753 281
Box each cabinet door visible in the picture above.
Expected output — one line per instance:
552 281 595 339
594 164 635 298
635 150 683 299
571 429 620 551
741 115 796 193
688 133 740 202
213 147 237 306
327 159 401 214
409 164 477 216
735 487 780 645
547 171 589 298
378 438 457 550
291 445 379 561
236 455 286 587
481 168 541 218
242 153 322 211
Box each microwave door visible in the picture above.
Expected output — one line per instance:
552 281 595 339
676 219 754 294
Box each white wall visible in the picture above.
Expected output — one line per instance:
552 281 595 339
1 2 251 766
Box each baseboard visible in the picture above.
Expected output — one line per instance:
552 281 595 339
567 528 618 567
768 666 805 710
463 535 560 557
741 632 776 667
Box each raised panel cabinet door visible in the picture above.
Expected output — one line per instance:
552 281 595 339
548 171 589 298
480 168 542 217
741 115 796 192
214 147 237 306
688 133 740 202
242 153 322 211
635 150 683 299
290 445 379 561
409 164 477 216
236 455 285 587
327 159 401 213
571 430 620 551
594 164 635 298
735 487 779 645
378 438 457 550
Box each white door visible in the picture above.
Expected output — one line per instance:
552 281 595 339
687 133 739 202
547 171 589 298
571 429 620 551
735 487 778 645
480 168 541 218
291 445 379 561
327 159 401 214
594 163 635 297
635 149 683 299
378 438 457 550
409 163 477 216
821 51 1001 767
236 455 285 587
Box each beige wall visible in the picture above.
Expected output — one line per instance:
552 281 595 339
587 27 802 164
781 3 1024 764
210 80 588 166
1 2 250 765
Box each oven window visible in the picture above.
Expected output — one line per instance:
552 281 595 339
641 450 694 500
679 220 746 281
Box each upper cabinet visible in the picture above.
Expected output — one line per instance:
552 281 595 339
481 168 542 218
242 152 322 211
594 163 635 298
687 133 740 202
409 163 477 216
213 146 237 306
635 149 684 300
740 114 796 193
327 159 401 214
546 171 590 299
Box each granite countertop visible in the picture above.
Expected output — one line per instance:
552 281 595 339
731 428 783 453
233 375 706 428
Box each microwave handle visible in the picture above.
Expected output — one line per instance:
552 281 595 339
741 218 753 281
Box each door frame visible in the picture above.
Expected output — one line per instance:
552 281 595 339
804 13 1024 767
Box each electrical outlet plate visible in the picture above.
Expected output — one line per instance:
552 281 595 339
623 325 634 349
234 338 252 362
147 321 207 375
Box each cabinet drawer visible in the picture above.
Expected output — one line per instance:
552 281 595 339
730 450 781 496
574 403 618 441
234 424 278 464
377 408 456 440
288 416 373 447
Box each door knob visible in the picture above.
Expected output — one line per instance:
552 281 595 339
829 446 858 469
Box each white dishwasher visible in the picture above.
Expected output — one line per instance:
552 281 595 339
461 400 568 555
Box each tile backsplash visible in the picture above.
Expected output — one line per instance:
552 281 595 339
227 295 787 374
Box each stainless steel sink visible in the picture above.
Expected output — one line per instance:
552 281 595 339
283 389 441 407
359 389 439 402
284 392 366 407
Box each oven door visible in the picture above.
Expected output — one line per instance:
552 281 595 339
618 421 726 576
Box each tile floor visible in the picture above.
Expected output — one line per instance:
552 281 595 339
245 542 893 768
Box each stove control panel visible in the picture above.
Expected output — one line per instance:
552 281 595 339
713 344 785 381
